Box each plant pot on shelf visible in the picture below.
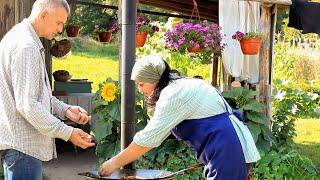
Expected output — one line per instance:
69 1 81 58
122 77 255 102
98 31 112 43
66 25 80 37
240 38 261 55
187 46 203 53
136 32 148 47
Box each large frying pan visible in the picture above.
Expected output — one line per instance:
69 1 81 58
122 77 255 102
78 163 204 179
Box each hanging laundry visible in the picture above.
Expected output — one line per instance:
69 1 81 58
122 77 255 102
288 0 320 34
219 0 260 84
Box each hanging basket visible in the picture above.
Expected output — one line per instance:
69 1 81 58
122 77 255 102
136 32 148 47
50 39 71 58
66 25 80 37
187 46 203 53
240 38 261 55
98 31 112 43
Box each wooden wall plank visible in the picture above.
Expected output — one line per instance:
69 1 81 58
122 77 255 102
0 0 15 39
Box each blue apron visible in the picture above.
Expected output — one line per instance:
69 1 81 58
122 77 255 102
171 102 248 179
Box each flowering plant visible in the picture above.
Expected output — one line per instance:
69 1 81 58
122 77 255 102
93 12 118 33
92 77 148 161
164 21 226 56
232 31 263 41
136 16 159 36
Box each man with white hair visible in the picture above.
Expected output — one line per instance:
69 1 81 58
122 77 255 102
0 0 95 179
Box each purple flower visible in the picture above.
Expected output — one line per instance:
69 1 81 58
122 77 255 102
232 31 245 41
164 21 226 57
111 23 119 32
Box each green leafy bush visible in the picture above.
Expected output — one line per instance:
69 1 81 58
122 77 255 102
222 87 275 153
252 147 319 179
272 80 320 148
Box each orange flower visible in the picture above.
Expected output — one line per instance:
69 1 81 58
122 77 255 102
101 82 116 102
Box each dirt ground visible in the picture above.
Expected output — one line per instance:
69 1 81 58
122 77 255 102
43 141 98 180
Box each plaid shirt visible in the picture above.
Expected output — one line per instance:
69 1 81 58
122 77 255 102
0 19 73 161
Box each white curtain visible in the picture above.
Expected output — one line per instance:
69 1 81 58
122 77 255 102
219 0 260 84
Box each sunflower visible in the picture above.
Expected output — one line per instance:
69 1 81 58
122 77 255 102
101 82 117 102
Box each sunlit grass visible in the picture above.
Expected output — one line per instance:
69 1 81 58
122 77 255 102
52 54 119 92
294 118 320 170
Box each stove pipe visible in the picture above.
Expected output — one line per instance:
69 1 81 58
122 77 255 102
120 0 136 170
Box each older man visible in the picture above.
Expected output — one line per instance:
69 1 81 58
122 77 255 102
0 0 95 179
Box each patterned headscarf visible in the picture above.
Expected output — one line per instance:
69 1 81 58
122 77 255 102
131 55 166 83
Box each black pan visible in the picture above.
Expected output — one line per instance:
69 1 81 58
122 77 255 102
78 163 204 179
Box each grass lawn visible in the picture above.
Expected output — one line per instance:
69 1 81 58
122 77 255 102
294 118 320 171
53 55 118 92
52 38 119 92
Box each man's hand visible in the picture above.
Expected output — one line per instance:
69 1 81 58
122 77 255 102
69 128 95 149
65 106 91 125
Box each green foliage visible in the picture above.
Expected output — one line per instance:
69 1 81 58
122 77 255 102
136 140 204 179
66 10 82 27
92 78 147 164
252 147 319 179
243 32 264 40
221 87 274 153
273 39 320 92
71 0 118 36
0 166 3 180
272 80 320 147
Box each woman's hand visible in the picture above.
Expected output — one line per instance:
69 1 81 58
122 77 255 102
98 142 152 177
98 158 120 177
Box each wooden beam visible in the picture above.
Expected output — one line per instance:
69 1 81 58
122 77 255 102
258 4 277 128
210 58 219 86
140 0 218 21
75 0 216 21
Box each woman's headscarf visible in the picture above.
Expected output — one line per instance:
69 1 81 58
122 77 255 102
131 55 166 83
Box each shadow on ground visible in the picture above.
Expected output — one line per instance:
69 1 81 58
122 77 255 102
43 139 98 180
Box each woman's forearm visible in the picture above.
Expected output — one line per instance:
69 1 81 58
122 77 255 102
111 142 152 168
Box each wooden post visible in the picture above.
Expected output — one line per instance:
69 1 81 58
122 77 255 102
258 4 277 128
0 0 15 39
210 58 219 86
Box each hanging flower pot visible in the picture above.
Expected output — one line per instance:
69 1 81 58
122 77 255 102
232 31 263 55
187 46 203 53
66 25 80 37
240 38 262 55
136 32 148 47
50 39 71 58
98 31 112 43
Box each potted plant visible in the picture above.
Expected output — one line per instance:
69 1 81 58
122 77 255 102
164 21 226 57
65 12 81 37
93 13 118 43
135 16 159 47
232 31 263 55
